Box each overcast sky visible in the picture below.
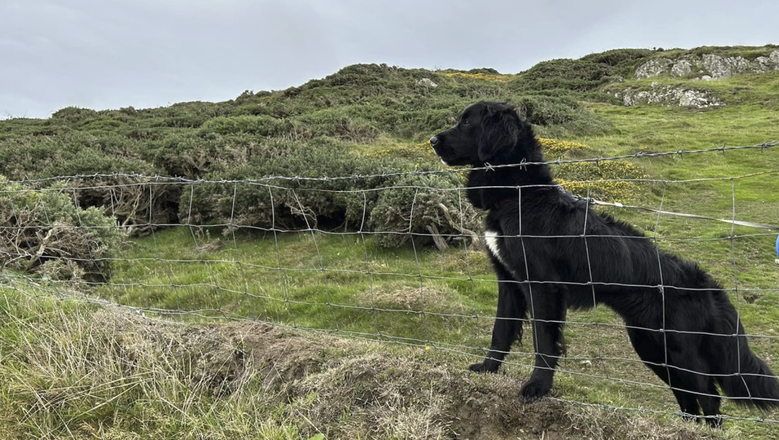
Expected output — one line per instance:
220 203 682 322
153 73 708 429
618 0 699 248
1 0 776 119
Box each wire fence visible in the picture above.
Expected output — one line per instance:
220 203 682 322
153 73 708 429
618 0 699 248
2 141 779 426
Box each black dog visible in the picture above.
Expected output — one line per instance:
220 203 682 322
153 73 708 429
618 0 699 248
430 101 779 427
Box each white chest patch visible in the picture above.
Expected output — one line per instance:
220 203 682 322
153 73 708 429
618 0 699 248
484 230 509 268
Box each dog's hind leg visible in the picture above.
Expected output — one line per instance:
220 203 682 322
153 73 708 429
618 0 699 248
700 377 723 428
663 369 705 423
627 327 703 420
520 284 566 403
668 346 722 428
655 368 703 422
667 368 722 428
470 264 527 373
643 327 722 427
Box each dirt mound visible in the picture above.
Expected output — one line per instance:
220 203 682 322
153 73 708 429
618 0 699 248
91 309 715 440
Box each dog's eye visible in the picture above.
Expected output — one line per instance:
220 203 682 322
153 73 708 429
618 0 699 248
462 118 470 126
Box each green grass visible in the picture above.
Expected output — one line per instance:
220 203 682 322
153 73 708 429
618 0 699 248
0 283 305 440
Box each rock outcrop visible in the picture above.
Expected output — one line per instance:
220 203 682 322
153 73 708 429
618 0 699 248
635 50 779 80
614 83 723 108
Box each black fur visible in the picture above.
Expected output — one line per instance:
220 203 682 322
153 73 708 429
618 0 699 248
431 101 779 427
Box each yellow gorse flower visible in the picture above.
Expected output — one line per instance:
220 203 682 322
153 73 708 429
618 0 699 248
537 137 591 157
441 72 511 82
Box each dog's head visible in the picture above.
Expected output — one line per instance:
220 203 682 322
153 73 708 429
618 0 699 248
430 101 535 166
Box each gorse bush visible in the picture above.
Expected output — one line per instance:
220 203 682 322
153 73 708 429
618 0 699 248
67 175 181 236
369 172 481 249
0 132 153 180
50 106 100 124
0 176 123 283
150 132 254 178
580 48 655 68
514 95 585 126
298 108 381 143
537 137 594 158
514 59 618 92
177 136 482 249
199 115 296 137
181 137 407 233
555 161 648 202
0 133 179 234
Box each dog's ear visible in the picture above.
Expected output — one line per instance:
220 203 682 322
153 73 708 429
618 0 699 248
478 104 520 162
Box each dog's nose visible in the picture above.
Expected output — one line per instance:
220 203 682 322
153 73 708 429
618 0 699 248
430 136 439 146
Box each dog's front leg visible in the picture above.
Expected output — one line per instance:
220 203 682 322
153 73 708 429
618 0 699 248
469 264 527 373
520 284 567 402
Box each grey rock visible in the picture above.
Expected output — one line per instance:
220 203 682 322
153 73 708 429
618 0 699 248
416 78 438 88
635 50 779 80
620 86 723 108
756 56 773 68
671 59 693 77
636 58 673 78
702 54 752 79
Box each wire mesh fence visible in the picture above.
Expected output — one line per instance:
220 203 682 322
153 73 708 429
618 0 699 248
1 141 779 426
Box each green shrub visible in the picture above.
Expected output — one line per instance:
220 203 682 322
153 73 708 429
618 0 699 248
514 59 618 92
183 138 364 229
199 115 294 137
0 134 180 232
513 95 582 126
0 132 153 179
369 172 480 249
298 108 380 143
504 95 613 138
0 118 68 138
580 49 654 67
51 106 99 125
181 137 413 234
0 176 123 283
64 175 181 237
150 132 257 178
152 115 209 128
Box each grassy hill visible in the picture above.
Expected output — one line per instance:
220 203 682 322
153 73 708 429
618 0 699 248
1 45 779 439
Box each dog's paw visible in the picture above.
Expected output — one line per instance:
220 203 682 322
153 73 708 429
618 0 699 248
680 412 699 424
519 379 551 403
468 360 500 373
703 415 723 429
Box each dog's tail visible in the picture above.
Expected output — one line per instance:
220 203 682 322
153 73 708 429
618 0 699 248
712 301 779 409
